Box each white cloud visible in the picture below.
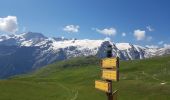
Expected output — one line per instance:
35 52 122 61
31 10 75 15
146 26 154 32
134 29 146 41
146 45 159 48
104 37 111 41
63 25 79 33
122 32 126 37
0 16 18 33
96 27 117 36
158 41 164 45
163 44 170 48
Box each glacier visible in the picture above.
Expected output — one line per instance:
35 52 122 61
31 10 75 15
0 32 169 78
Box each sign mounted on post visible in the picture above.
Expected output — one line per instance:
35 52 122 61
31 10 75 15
95 45 119 100
95 80 111 93
102 70 119 81
101 58 118 69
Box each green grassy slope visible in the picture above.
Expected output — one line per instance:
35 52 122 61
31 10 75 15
0 56 170 100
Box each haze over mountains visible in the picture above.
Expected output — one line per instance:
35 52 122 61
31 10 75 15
0 32 170 78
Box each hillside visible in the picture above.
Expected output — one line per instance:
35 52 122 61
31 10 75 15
0 56 170 100
0 32 170 79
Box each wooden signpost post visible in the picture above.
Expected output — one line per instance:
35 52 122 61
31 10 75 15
95 45 119 100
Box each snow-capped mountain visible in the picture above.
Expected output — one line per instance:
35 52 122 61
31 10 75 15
0 32 169 78
0 32 169 60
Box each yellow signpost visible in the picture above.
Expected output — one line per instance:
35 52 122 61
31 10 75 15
95 45 119 100
101 58 118 69
95 80 111 93
102 70 119 81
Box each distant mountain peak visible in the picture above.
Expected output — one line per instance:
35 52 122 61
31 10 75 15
0 32 170 78
116 43 132 50
21 32 47 40
0 32 169 59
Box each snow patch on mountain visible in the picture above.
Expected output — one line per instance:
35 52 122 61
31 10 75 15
0 32 170 61
51 39 103 50
0 32 170 78
116 43 132 50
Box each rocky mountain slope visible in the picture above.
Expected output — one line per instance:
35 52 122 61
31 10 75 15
0 32 169 78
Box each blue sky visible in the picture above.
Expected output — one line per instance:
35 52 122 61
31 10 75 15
0 0 170 47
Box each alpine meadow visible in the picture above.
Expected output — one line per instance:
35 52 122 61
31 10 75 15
0 0 170 100
0 55 170 100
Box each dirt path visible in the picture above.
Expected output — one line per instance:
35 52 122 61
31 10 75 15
70 90 78 100
141 71 168 84
57 83 79 100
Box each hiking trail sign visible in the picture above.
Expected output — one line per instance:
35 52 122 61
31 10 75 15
102 70 119 81
95 80 111 93
95 45 119 100
101 58 118 69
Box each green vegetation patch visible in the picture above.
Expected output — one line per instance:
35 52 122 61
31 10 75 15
0 56 170 100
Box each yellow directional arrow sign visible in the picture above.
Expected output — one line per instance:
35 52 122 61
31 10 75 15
95 80 111 93
102 70 119 81
101 58 118 69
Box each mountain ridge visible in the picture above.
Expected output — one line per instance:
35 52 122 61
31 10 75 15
0 32 170 78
